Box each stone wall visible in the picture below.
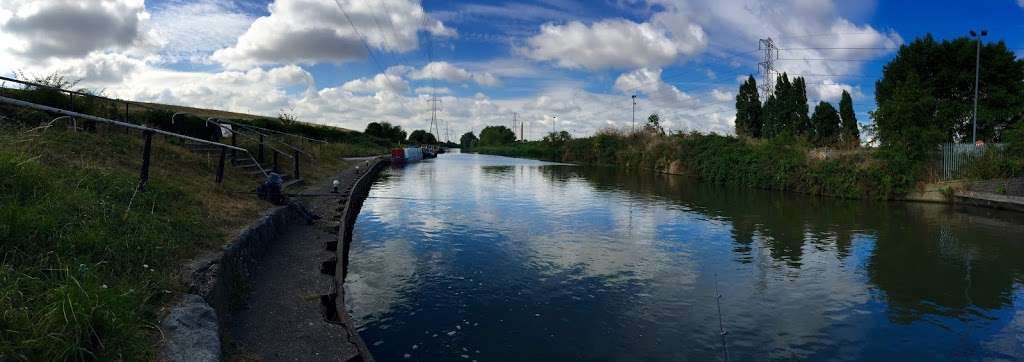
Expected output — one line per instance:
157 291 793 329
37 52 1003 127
160 204 302 362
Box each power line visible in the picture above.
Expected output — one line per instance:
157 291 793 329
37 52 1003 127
779 47 899 50
331 0 413 116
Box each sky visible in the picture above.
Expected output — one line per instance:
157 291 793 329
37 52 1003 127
1 0 1022 139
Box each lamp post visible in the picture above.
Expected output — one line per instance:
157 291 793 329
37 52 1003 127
969 29 987 144
631 94 637 133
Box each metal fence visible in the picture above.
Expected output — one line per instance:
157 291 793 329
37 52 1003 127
939 143 1005 181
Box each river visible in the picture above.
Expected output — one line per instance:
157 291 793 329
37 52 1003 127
345 152 1024 361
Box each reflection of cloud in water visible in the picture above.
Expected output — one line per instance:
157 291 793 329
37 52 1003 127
344 231 419 324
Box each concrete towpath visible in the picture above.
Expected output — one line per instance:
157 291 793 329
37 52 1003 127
227 159 377 361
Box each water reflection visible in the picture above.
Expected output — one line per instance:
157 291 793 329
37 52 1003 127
347 154 1024 361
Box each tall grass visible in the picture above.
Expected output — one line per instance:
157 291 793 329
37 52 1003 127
473 130 921 199
0 119 380 359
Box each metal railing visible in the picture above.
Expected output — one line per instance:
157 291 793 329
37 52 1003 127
206 118 302 179
0 95 263 190
939 142 1006 181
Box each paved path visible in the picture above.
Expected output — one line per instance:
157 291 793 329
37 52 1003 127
228 161 372 361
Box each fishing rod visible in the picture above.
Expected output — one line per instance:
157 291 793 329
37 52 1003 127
228 190 448 201
715 273 730 362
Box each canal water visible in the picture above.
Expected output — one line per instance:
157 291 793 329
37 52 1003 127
345 153 1024 361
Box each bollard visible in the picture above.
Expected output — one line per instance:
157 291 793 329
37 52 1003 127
216 146 227 183
138 130 154 191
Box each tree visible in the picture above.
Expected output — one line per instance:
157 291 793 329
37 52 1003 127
761 73 809 138
873 34 1024 154
408 129 437 145
543 130 572 145
365 122 384 137
644 113 665 134
460 131 479 148
734 75 762 138
479 125 516 146
839 90 860 147
810 101 841 146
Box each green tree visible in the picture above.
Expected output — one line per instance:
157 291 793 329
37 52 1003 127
839 90 860 147
408 129 437 145
761 73 809 138
543 130 572 145
644 113 665 134
479 125 516 146
734 75 762 138
459 131 479 148
874 34 1024 153
810 101 841 146
364 122 384 137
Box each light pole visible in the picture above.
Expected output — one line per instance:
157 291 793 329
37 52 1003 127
969 29 987 144
631 94 637 133
552 115 557 134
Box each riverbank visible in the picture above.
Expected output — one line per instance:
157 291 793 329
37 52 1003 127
0 124 383 359
474 131 1023 202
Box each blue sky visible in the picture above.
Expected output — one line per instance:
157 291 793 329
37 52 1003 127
1 0 1022 138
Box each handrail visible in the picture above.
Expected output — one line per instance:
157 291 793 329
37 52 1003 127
1 95 269 179
206 118 294 160
208 117 311 159
2 75 327 150
214 118 328 144
1 95 248 152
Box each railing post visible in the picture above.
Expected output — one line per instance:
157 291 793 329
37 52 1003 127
273 151 279 172
216 146 227 184
68 93 76 131
124 102 130 134
231 132 237 160
258 133 265 163
139 130 154 191
293 150 300 180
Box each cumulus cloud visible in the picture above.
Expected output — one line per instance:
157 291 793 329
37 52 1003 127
613 68 692 104
523 19 706 70
410 61 499 86
341 73 409 94
710 89 733 102
212 0 454 68
149 0 253 63
648 0 901 79
0 0 152 59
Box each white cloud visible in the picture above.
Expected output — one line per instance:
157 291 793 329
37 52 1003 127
149 0 253 63
613 67 692 104
414 86 450 95
523 18 707 70
649 0 901 79
211 0 454 69
341 72 408 94
410 61 499 86
0 0 152 59
710 89 733 102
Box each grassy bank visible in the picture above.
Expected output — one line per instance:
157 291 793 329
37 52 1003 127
475 131 960 199
0 118 382 358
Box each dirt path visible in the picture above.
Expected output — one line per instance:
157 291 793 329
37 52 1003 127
227 161 375 361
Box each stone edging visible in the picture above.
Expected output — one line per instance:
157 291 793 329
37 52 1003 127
319 158 388 362
160 203 303 361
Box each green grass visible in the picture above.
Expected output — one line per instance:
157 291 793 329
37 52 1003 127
0 120 384 359
0 140 212 359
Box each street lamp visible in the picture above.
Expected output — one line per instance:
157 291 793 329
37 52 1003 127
631 94 638 133
969 29 987 144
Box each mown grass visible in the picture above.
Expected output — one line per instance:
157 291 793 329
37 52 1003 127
0 121 382 359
